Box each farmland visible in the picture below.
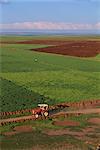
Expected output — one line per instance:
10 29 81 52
0 36 100 112
0 35 100 150
0 112 100 150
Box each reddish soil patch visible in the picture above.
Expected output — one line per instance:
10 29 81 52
51 99 100 110
88 118 100 125
82 126 96 133
2 125 33 136
1 40 100 57
31 41 100 57
13 125 33 132
43 129 84 136
52 108 100 119
3 131 17 136
52 120 80 126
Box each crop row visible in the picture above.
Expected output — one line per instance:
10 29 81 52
1 70 100 104
0 78 53 112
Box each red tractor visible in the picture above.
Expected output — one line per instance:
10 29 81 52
32 104 49 119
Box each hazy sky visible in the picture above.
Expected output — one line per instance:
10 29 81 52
0 0 100 30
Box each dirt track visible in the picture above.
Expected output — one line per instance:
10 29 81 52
0 108 100 126
53 108 100 116
0 99 99 117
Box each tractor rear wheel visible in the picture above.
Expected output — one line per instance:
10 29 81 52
44 112 49 117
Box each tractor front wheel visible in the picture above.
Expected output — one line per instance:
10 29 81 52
35 114 39 118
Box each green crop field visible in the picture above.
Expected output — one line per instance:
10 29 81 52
0 35 100 150
0 36 100 112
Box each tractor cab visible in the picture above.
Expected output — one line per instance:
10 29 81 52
38 104 48 111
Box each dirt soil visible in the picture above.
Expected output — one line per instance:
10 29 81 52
88 118 100 125
13 125 33 132
1 40 100 57
82 126 97 133
3 125 33 136
43 125 99 139
52 108 100 119
30 41 100 57
3 131 18 136
52 120 80 126
0 108 100 126
43 129 86 136
1 99 99 117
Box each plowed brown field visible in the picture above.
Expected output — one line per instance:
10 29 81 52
2 40 100 57
31 41 100 57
